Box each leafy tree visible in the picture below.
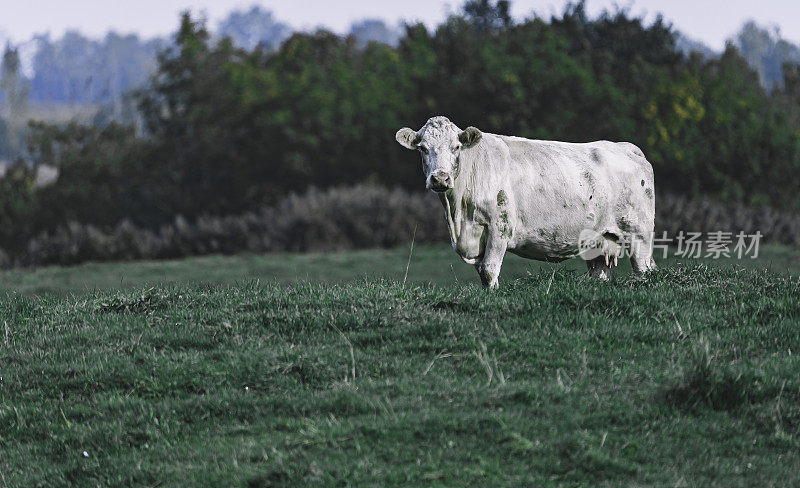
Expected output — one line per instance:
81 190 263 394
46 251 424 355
463 0 512 33
735 21 800 90
217 6 291 51
1 44 29 118
27 121 143 228
28 32 159 106
350 19 401 48
0 161 36 254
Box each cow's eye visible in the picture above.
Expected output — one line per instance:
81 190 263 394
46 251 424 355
419 145 428 154
453 144 462 152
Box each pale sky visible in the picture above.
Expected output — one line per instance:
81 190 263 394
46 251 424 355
1 0 799 50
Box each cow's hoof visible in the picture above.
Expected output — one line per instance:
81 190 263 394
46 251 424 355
481 280 499 290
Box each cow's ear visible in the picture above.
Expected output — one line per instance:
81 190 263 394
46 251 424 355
395 128 420 149
459 126 482 148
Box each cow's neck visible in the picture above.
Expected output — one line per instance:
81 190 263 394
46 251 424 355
438 148 479 246
439 191 460 245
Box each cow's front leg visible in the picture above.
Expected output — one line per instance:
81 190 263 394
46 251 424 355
475 233 507 289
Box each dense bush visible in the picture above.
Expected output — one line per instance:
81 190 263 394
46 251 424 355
656 193 800 245
18 186 445 266
4 185 797 268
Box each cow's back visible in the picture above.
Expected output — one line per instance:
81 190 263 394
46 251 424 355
483 134 655 258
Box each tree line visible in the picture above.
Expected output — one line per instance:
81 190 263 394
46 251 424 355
1 0 800 258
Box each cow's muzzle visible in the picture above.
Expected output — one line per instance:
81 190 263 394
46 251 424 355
427 171 453 192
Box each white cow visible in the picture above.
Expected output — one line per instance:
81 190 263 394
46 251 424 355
396 116 657 288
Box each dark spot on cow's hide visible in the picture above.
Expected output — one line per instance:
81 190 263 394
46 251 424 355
623 187 635 206
645 188 653 199
499 210 512 238
641 179 645 186
496 190 508 207
591 149 602 164
582 170 596 191
589 195 593 200
616 215 634 232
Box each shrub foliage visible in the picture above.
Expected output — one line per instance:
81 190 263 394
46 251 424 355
3 185 796 268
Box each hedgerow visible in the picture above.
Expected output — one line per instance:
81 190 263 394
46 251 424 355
2 185 796 268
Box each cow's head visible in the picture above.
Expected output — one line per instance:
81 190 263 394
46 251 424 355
395 116 482 192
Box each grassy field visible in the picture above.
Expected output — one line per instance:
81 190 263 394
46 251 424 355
1 245 800 486
1 243 799 295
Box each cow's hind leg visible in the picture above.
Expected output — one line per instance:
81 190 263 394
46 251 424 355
629 233 657 274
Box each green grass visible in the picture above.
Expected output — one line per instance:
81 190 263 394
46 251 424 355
1 247 800 486
1 243 798 295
